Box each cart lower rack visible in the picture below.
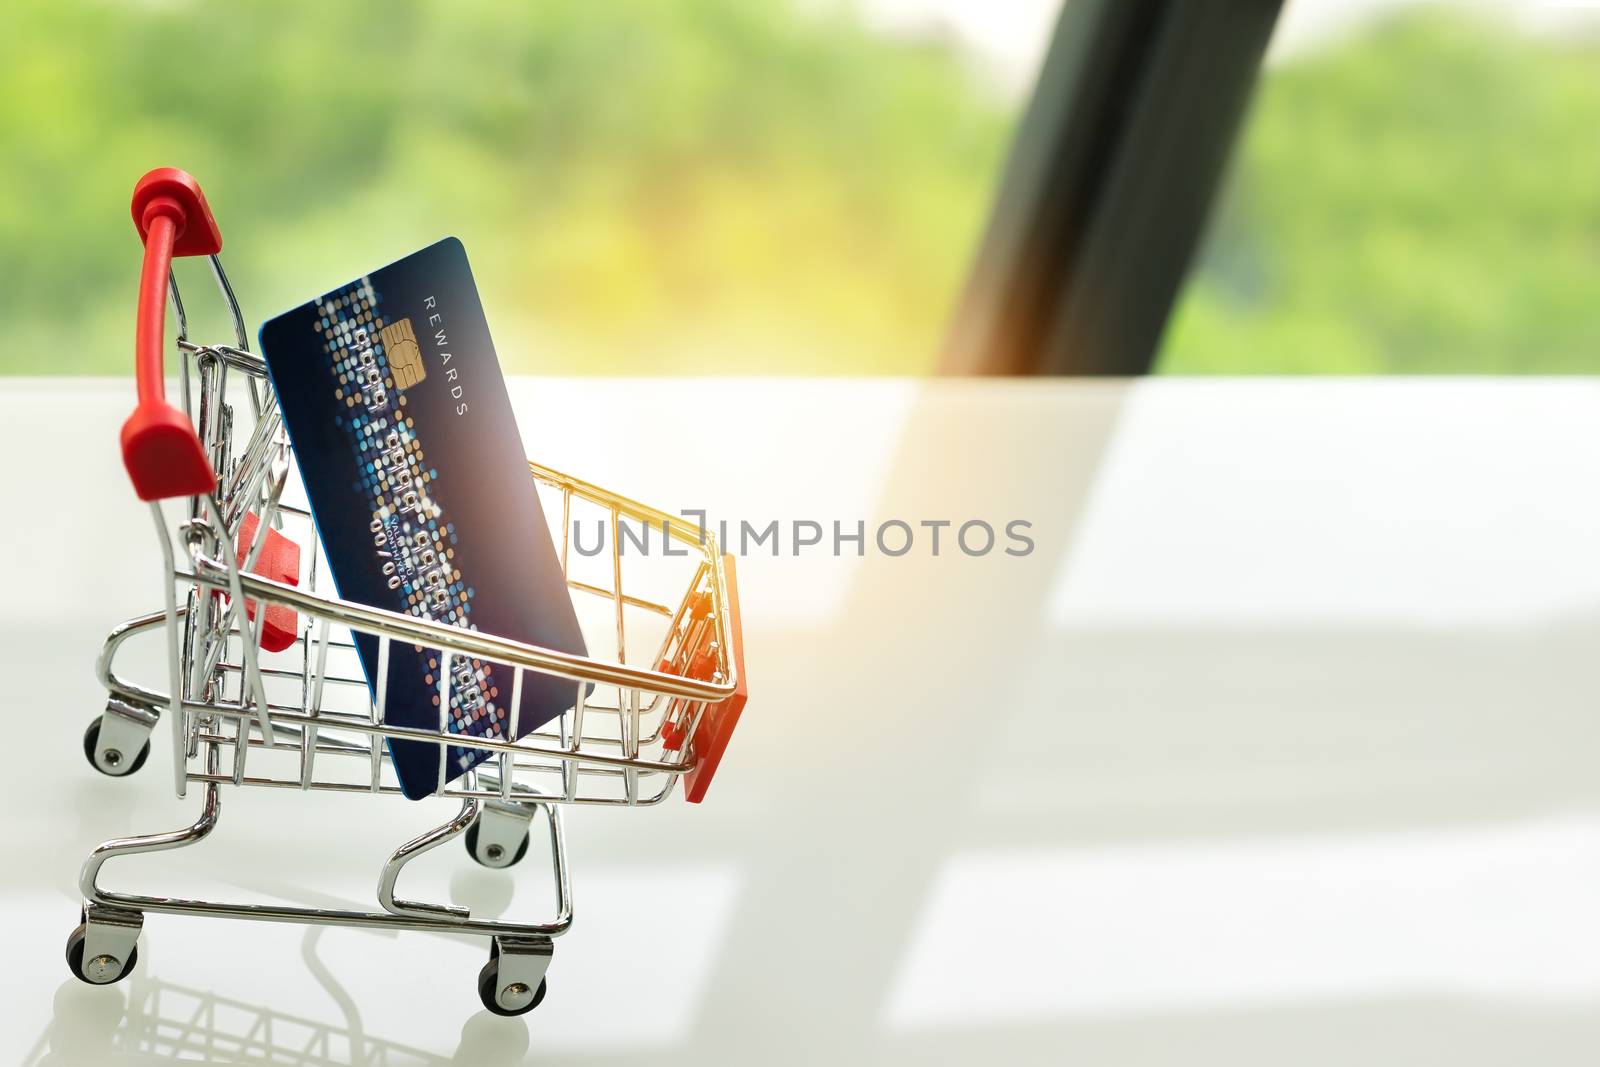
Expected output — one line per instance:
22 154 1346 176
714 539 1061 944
71 168 749 1017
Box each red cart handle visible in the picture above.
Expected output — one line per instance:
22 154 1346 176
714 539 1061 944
121 168 222 501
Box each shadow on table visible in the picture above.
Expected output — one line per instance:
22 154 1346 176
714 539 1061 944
28 925 527 1067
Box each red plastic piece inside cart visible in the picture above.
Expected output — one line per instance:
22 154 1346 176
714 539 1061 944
661 717 687 752
234 512 301 653
679 555 748 804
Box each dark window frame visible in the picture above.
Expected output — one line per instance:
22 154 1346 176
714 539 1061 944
940 0 1283 375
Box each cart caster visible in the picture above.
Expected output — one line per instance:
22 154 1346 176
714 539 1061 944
464 803 534 869
83 714 152 778
478 937 552 1016
65 906 143 986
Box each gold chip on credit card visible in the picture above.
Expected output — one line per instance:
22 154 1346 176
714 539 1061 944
380 317 426 389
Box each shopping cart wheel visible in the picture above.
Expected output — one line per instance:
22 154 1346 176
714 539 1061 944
65 923 139 986
464 817 531 869
83 718 151 777
477 955 549 1016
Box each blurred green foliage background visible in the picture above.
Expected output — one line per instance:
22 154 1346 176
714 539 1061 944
2 2 1595 375
3 0 1007 375
1162 10 1600 374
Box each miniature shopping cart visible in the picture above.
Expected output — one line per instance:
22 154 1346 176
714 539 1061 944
68 168 749 1016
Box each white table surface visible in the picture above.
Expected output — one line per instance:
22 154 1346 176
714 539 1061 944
5 377 1600 1065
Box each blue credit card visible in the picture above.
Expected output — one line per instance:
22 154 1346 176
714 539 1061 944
259 237 586 799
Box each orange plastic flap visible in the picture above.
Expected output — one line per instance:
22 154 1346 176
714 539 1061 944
682 554 748 804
